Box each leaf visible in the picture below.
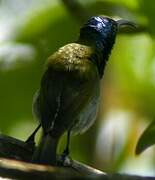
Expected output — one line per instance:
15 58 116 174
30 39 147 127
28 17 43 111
136 120 155 154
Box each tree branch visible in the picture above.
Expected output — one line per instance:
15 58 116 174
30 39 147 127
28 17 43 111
0 134 154 179
61 0 148 34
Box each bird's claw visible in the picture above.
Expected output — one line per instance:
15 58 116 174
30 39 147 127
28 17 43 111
57 153 72 167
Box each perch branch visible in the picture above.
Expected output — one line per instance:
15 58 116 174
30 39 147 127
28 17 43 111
0 134 154 179
0 158 154 180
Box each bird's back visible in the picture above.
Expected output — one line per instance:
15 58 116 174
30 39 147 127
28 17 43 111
33 43 100 137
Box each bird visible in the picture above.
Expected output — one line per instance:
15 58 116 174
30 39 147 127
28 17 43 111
26 16 135 165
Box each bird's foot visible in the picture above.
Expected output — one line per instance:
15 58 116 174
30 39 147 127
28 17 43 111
25 124 41 149
25 135 36 151
25 135 34 144
57 152 72 167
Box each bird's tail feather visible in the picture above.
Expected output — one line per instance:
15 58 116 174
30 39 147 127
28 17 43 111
32 133 58 165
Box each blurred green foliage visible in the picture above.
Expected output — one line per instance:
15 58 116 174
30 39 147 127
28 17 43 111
0 0 155 176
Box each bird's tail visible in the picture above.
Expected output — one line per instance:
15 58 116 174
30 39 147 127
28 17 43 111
32 133 59 165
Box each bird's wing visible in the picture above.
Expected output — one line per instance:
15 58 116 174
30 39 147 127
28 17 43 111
34 45 100 135
37 62 98 134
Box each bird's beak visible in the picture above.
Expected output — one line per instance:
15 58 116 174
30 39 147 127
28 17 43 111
116 19 137 29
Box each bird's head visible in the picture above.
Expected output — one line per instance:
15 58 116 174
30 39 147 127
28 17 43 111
79 16 136 78
80 16 135 46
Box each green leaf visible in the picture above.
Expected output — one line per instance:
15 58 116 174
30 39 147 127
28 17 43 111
136 120 155 154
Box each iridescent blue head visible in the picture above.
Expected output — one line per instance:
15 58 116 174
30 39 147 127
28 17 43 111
79 16 136 78
80 16 135 46
80 16 117 43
